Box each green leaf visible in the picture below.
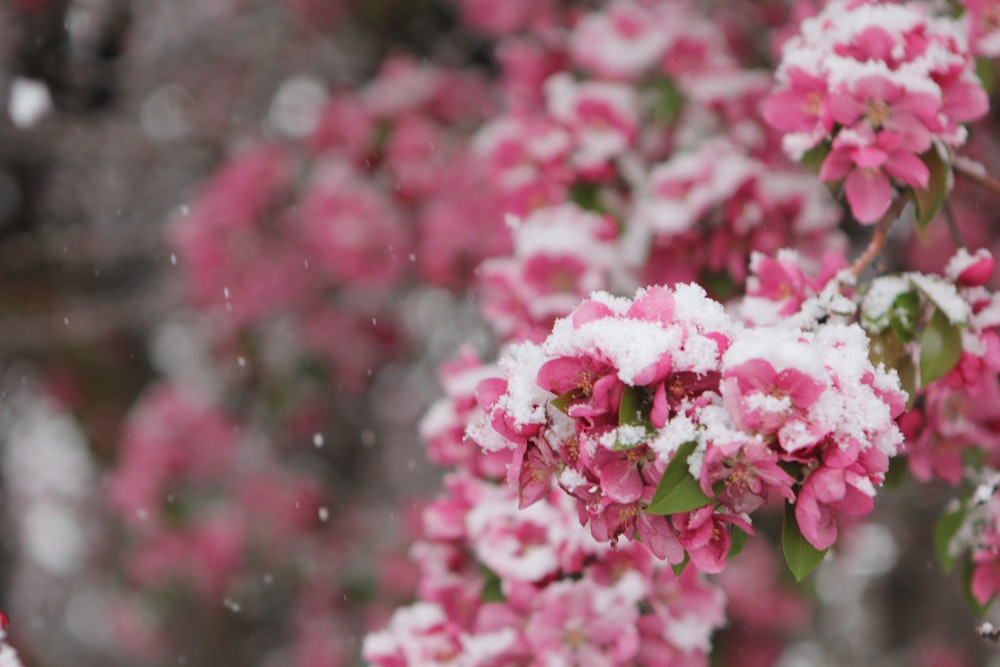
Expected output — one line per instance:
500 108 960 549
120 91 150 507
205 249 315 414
728 525 749 559
700 268 737 301
569 182 605 213
912 146 950 229
912 275 967 324
647 441 712 515
480 567 505 602
897 353 918 410
650 76 684 123
615 386 655 449
919 308 963 387
889 290 921 343
963 446 987 471
671 554 689 577
977 57 996 97
882 454 908 491
550 390 579 414
782 502 828 582
934 505 966 575
801 141 831 174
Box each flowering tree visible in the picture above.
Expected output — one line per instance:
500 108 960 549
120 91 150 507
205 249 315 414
364 1 1000 666
4 0 1000 666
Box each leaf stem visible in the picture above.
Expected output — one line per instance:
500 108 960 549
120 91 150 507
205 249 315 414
849 191 913 279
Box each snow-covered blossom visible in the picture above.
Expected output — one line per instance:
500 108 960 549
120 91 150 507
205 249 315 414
765 0 990 222
473 283 906 559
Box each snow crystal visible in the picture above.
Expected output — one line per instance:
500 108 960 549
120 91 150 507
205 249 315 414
946 247 992 281
723 328 826 379
649 412 700 463
909 273 970 324
498 342 551 429
861 275 913 330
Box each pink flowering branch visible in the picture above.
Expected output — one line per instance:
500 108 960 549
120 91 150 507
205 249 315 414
849 190 913 278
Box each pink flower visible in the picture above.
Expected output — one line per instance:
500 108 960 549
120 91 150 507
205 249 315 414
762 66 833 139
721 357 826 443
828 74 939 152
794 462 875 550
699 439 795 514
819 129 929 223
524 578 640 666
671 505 751 574
536 354 624 426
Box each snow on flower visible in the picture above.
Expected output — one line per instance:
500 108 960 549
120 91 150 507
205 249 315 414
765 0 989 222
473 283 906 557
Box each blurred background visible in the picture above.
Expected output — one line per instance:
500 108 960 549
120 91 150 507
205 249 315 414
0 1 996 666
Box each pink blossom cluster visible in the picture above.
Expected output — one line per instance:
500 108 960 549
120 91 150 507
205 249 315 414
938 472 1000 607
170 57 512 390
868 249 1000 484
739 248 850 326
476 204 625 343
963 0 1000 57
473 283 906 565
102 381 364 664
471 0 850 342
765 0 990 223
626 138 846 288
365 472 725 667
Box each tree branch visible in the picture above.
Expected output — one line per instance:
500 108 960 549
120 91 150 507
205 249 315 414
953 156 1000 198
849 191 912 278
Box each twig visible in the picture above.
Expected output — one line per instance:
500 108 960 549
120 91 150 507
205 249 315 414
953 156 1000 198
849 191 912 278
943 200 965 249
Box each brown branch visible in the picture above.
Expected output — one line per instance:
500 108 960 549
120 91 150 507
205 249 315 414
849 191 913 278
943 200 965 249
953 156 1000 198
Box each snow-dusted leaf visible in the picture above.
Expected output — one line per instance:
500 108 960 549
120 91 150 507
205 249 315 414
919 308 963 387
647 441 712 515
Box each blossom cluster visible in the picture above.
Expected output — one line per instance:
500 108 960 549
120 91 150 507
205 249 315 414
861 249 1000 484
473 283 907 568
365 471 726 667
765 0 990 222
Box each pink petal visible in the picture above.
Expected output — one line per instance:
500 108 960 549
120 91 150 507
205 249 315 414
850 145 888 169
627 285 675 325
845 167 892 224
818 146 855 182
884 150 930 189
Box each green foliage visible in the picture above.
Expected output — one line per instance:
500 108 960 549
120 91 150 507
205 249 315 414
551 389 578 414
800 141 831 174
934 504 966 575
614 385 655 449
480 567 505 602
888 290 921 343
569 182 606 213
912 146 950 228
647 441 712 515
728 525 749 559
977 57 996 96
782 502 827 582
650 76 685 123
919 307 963 387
